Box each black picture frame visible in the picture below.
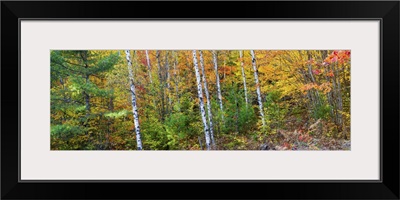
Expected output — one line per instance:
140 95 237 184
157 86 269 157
1 1 399 199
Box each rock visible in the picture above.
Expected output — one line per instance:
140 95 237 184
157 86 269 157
260 143 270 150
341 141 351 150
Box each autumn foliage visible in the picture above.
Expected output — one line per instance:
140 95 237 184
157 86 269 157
50 50 350 150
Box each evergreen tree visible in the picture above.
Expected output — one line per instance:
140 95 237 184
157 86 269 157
50 50 119 150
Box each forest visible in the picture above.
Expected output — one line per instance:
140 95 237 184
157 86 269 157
51 50 351 150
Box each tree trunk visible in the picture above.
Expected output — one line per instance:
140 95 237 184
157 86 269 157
192 50 211 150
250 50 266 128
239 50 249 106
198 136 203 150
235 82 240 134
334 62 343 130
80 51 91 117
173 51 180 109
156 50 165 121
106 96 114 149
165 51 172 111
145 50 157 108
83 87 91 117
212 50 224 122
124 50 143 150
145 50 153 83
330 63 339 126
199 50 215 146
324 63 335 118
307 54 321 107
300 69 316 116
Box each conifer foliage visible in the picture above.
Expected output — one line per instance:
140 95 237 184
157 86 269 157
51 50 351 150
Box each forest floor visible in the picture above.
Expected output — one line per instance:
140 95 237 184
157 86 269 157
208 118 351 151
213 133 351 151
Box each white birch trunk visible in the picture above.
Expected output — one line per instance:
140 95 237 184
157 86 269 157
212 50 224 121
192 50 211 150
124 50 143 150
199 50 215 146
239 50 249 106
145 50 153 83
250 50 266 128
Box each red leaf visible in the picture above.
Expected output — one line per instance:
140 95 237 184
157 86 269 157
312 69 321 75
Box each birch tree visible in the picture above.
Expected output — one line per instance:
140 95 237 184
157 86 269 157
51 50 351 150
192 50 211 150
250 50 266 128
212 50 224 122
239 50 249 106
145 50 152 83
199 50 215 146
125 50 143 150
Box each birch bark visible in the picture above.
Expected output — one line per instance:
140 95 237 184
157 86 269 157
199 50 215 146
125 50 143 150
192 50 211 150
250 50 266 128
145 50 153 83
212 50 224 122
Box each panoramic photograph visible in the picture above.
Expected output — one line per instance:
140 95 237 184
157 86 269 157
51 50 350 150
